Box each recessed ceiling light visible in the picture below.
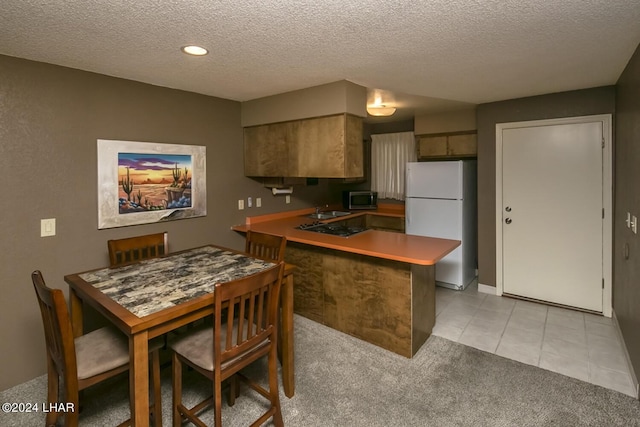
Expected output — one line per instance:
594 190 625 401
181 45 208 56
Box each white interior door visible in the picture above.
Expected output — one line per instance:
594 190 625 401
499 120 604 312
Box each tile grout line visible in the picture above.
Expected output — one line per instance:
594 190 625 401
582 312 596 384
534 304 550 369
494 300 516 356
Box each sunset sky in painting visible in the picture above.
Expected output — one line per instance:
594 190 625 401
118 153 192 183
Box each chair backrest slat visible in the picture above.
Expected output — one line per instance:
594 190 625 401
108 232 168 267
214 263 284 367
244 231 286 262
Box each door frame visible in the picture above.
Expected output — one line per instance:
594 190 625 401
495 114 612 317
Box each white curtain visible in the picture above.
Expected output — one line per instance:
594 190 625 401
370 131 416 200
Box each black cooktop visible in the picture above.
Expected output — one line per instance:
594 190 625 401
296 221 368 237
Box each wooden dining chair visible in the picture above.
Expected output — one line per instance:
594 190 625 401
107 232 168 267
244 230 289 375
244 230 286 262
170 263 285 427
31 270 163 427
108 231 173 348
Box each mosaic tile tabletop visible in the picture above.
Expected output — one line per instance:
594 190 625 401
78 246 275 317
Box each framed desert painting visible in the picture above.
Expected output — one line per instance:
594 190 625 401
97 139 206 229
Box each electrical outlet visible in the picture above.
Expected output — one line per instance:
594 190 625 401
247 197 253 208
41 218 56 237
238 199 244 210
256 197 262 208
285 195 291 204
626 212 632 228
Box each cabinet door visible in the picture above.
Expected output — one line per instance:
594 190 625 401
418 135 448 158
447 133 477 157
365 215 405 233
292 114 363 178
344 114 364 178
244 123 291 176
291 115 343 177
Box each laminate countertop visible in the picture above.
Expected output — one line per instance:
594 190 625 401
231 206 460 266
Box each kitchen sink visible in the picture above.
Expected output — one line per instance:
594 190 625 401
307 210 352 220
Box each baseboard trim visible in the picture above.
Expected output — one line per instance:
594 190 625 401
613 310 640 400
477 283 497 295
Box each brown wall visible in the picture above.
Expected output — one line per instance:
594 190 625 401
614 43 640 381
0 55 333 391
476 86 616 288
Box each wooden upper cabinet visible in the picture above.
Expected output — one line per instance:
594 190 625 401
417 135 447 158
290 115 343 177
343 114 365 178
244 113 364 178
447 133 477 157
244 122 292 176
417 132 477 159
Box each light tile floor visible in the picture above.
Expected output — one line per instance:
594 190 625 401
432 281 638 398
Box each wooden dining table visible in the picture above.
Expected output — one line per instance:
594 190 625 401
64 245 296 427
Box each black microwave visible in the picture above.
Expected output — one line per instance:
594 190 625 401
342 191 378 210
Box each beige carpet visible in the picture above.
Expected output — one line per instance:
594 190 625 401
2 314 639 426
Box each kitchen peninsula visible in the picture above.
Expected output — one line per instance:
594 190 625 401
232 206 460 358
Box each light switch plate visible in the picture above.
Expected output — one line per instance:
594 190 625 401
256 198 262 208
285 195 291 204
238 199 244 210
41 218 56 237
632 215 637 234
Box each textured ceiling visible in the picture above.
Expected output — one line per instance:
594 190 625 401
2 0 640 118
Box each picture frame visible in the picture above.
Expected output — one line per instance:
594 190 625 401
97 139 206 229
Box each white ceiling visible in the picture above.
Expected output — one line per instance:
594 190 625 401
2 0 640 121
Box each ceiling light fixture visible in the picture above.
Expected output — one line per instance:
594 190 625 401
181 45 209 56
366 105 397 117
367 92 396 117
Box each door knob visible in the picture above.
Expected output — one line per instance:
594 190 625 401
505 206 512 212
505 218 512 224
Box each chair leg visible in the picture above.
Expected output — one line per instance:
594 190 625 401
64 389 80 427
55 356 80 427
228 374 240 407
150 350 162 427
268 347 284 427
45 360 60 427
214 374 223 427
172 352 183 427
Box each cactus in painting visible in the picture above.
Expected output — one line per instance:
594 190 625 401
136 189 142 204
171 163 182 187
182 167 189 188
121 167 134 201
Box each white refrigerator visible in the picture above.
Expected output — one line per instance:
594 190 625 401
405 160 477 290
